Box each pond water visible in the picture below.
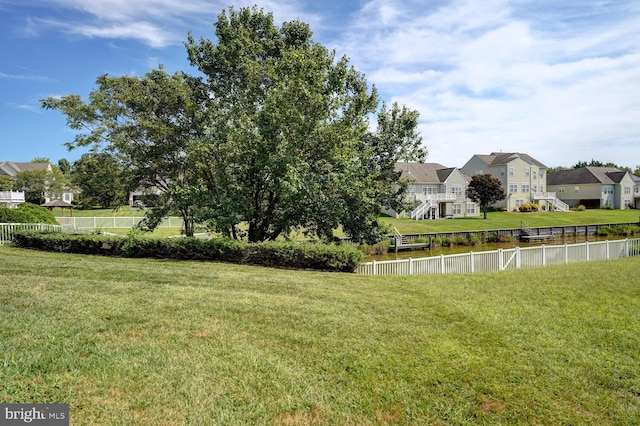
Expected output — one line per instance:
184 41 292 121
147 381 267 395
367 235 616 262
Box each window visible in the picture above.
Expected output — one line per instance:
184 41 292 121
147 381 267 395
532 185 537 193
603 185 614 195
452 204 461 214
558 187 565 193
604 199 613 207
525 167 530 177
624 186 631 194
515 199 524 208
509 167 514 176
540 170 545 178
466 203 476 214
509 183 518 194
522 183 530 193
575 186 579 193
423 186 438 195
625 199 632 208
533 170 537 180
540 185 544 193
452 186 462 196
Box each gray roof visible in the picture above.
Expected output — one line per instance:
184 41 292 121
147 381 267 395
547 167 628 185
395 162 456 184
0 161 50 177
476 152 547 168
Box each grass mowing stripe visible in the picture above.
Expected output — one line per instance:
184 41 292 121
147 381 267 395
1 246 639 424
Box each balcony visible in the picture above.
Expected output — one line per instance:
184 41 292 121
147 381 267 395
533 192 557 200
0 191 25 208
415 193 457 203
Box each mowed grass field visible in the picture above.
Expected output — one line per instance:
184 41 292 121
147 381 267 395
1 246 639 424
53 207 640 237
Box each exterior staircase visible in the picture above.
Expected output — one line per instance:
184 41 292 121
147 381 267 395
551 197 570 212
410 199 432 220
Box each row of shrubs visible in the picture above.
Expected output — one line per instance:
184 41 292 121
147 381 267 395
11 230 366 273
595 225 640 237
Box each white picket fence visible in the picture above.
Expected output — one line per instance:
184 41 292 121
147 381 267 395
358 238 640 275
0 223 62 245
55 216 184 229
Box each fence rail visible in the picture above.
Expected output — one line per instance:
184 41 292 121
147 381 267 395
0 223 62 245
55 216 184 229
357 238 640 275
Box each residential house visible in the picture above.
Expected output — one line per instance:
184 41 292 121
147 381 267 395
0 161 74 204
386 162 479 219
547 167 636 209
460 152 567 212
633 174 640 209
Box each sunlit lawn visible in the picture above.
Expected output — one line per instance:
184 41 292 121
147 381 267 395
381 209 640 235
1 246 639 424
50 207 640 239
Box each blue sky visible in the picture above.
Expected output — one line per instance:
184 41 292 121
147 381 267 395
1 0 639 169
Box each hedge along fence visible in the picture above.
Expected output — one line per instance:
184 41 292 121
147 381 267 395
10 230 365 273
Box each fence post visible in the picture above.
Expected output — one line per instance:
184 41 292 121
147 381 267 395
409 258 413 275
564 244 568 264
372 260 377 275
498 249 504 271
606 240 609 260
440 254 445 274
625 239 629 257
470 252 474 274
542 245 546 267
585 241 589 262
516 247 521 269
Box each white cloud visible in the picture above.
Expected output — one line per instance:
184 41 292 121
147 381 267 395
338 0 640 168
26 0 321 48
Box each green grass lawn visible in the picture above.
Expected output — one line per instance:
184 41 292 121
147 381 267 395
1 246 639 424
52 208 640 240
381 209 640 235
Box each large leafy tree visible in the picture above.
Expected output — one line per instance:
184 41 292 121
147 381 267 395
71 153 129 208
42 7 425 242
185 7 425 242
0 176 16 191
14 160 67 205
42 68 208 236
466 174 506 219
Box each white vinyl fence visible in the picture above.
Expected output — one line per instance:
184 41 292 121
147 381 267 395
0 223 62 245
357 238 640 275
55 216 184 229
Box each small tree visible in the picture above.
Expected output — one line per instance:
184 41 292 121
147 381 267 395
466 174 506 219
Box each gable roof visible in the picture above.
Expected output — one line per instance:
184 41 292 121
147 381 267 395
0 161 51 177
547 167 629 185
475 152 547 168
395 162 459 184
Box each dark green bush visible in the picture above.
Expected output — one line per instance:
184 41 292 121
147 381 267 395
0 203 58 224
12 231 365 272
12 230 124 255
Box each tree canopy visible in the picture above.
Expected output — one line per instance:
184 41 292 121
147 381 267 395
71 153 129 208
466 174 506 219
42 6 426 242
